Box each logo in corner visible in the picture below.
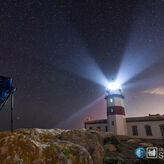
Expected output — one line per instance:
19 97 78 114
135 147 146 158
146 147 158 159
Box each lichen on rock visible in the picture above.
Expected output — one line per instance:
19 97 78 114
0 128 93 164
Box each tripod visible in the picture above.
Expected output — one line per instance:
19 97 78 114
0 93 14 132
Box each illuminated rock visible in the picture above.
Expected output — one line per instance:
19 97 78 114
57 128 104 164
126 139 143 143
0 128 93 164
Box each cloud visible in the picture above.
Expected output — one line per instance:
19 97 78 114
143 87 164 95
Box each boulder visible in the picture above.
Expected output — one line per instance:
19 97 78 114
139 142 153 147
127 139 143 143
88 129 113 146
104 144 117 152
103 135 121 145
57 129 104 164
104 155 126 164
0 128 93 164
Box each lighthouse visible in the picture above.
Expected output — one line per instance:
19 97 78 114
105 82 128 136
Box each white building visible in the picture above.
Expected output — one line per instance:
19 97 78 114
85 85 164 141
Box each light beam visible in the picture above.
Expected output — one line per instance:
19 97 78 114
55 94 105 128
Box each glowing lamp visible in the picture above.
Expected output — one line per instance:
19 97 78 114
106 82 121 91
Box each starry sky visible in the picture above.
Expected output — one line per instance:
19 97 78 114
0 0 164 131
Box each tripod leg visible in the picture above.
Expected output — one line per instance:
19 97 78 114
0 93 10 111
11 94 14 132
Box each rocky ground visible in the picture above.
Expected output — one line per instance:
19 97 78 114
0 128 163 164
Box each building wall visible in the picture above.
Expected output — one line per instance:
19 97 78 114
107 115 128 135
85 119 164 140
116 115 128 135
127 120 164 139
85 123 107 132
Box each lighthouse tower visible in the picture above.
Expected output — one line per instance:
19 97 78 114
105 83 128 136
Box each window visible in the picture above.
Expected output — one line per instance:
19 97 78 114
111 108 114 112
160 125 164 137
89 127 92 129
132 126 138 136
110 98 113 103
145 125 152 136
112 121 114 126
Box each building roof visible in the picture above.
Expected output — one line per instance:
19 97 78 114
126 115 164 122
85 115 164 124
85 119 107 124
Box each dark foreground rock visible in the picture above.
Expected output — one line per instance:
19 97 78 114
0 128 163 164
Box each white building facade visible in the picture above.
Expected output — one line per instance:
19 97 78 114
126 116 164 140
85 116 164 140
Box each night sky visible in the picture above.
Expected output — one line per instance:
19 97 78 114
0 0 164 131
